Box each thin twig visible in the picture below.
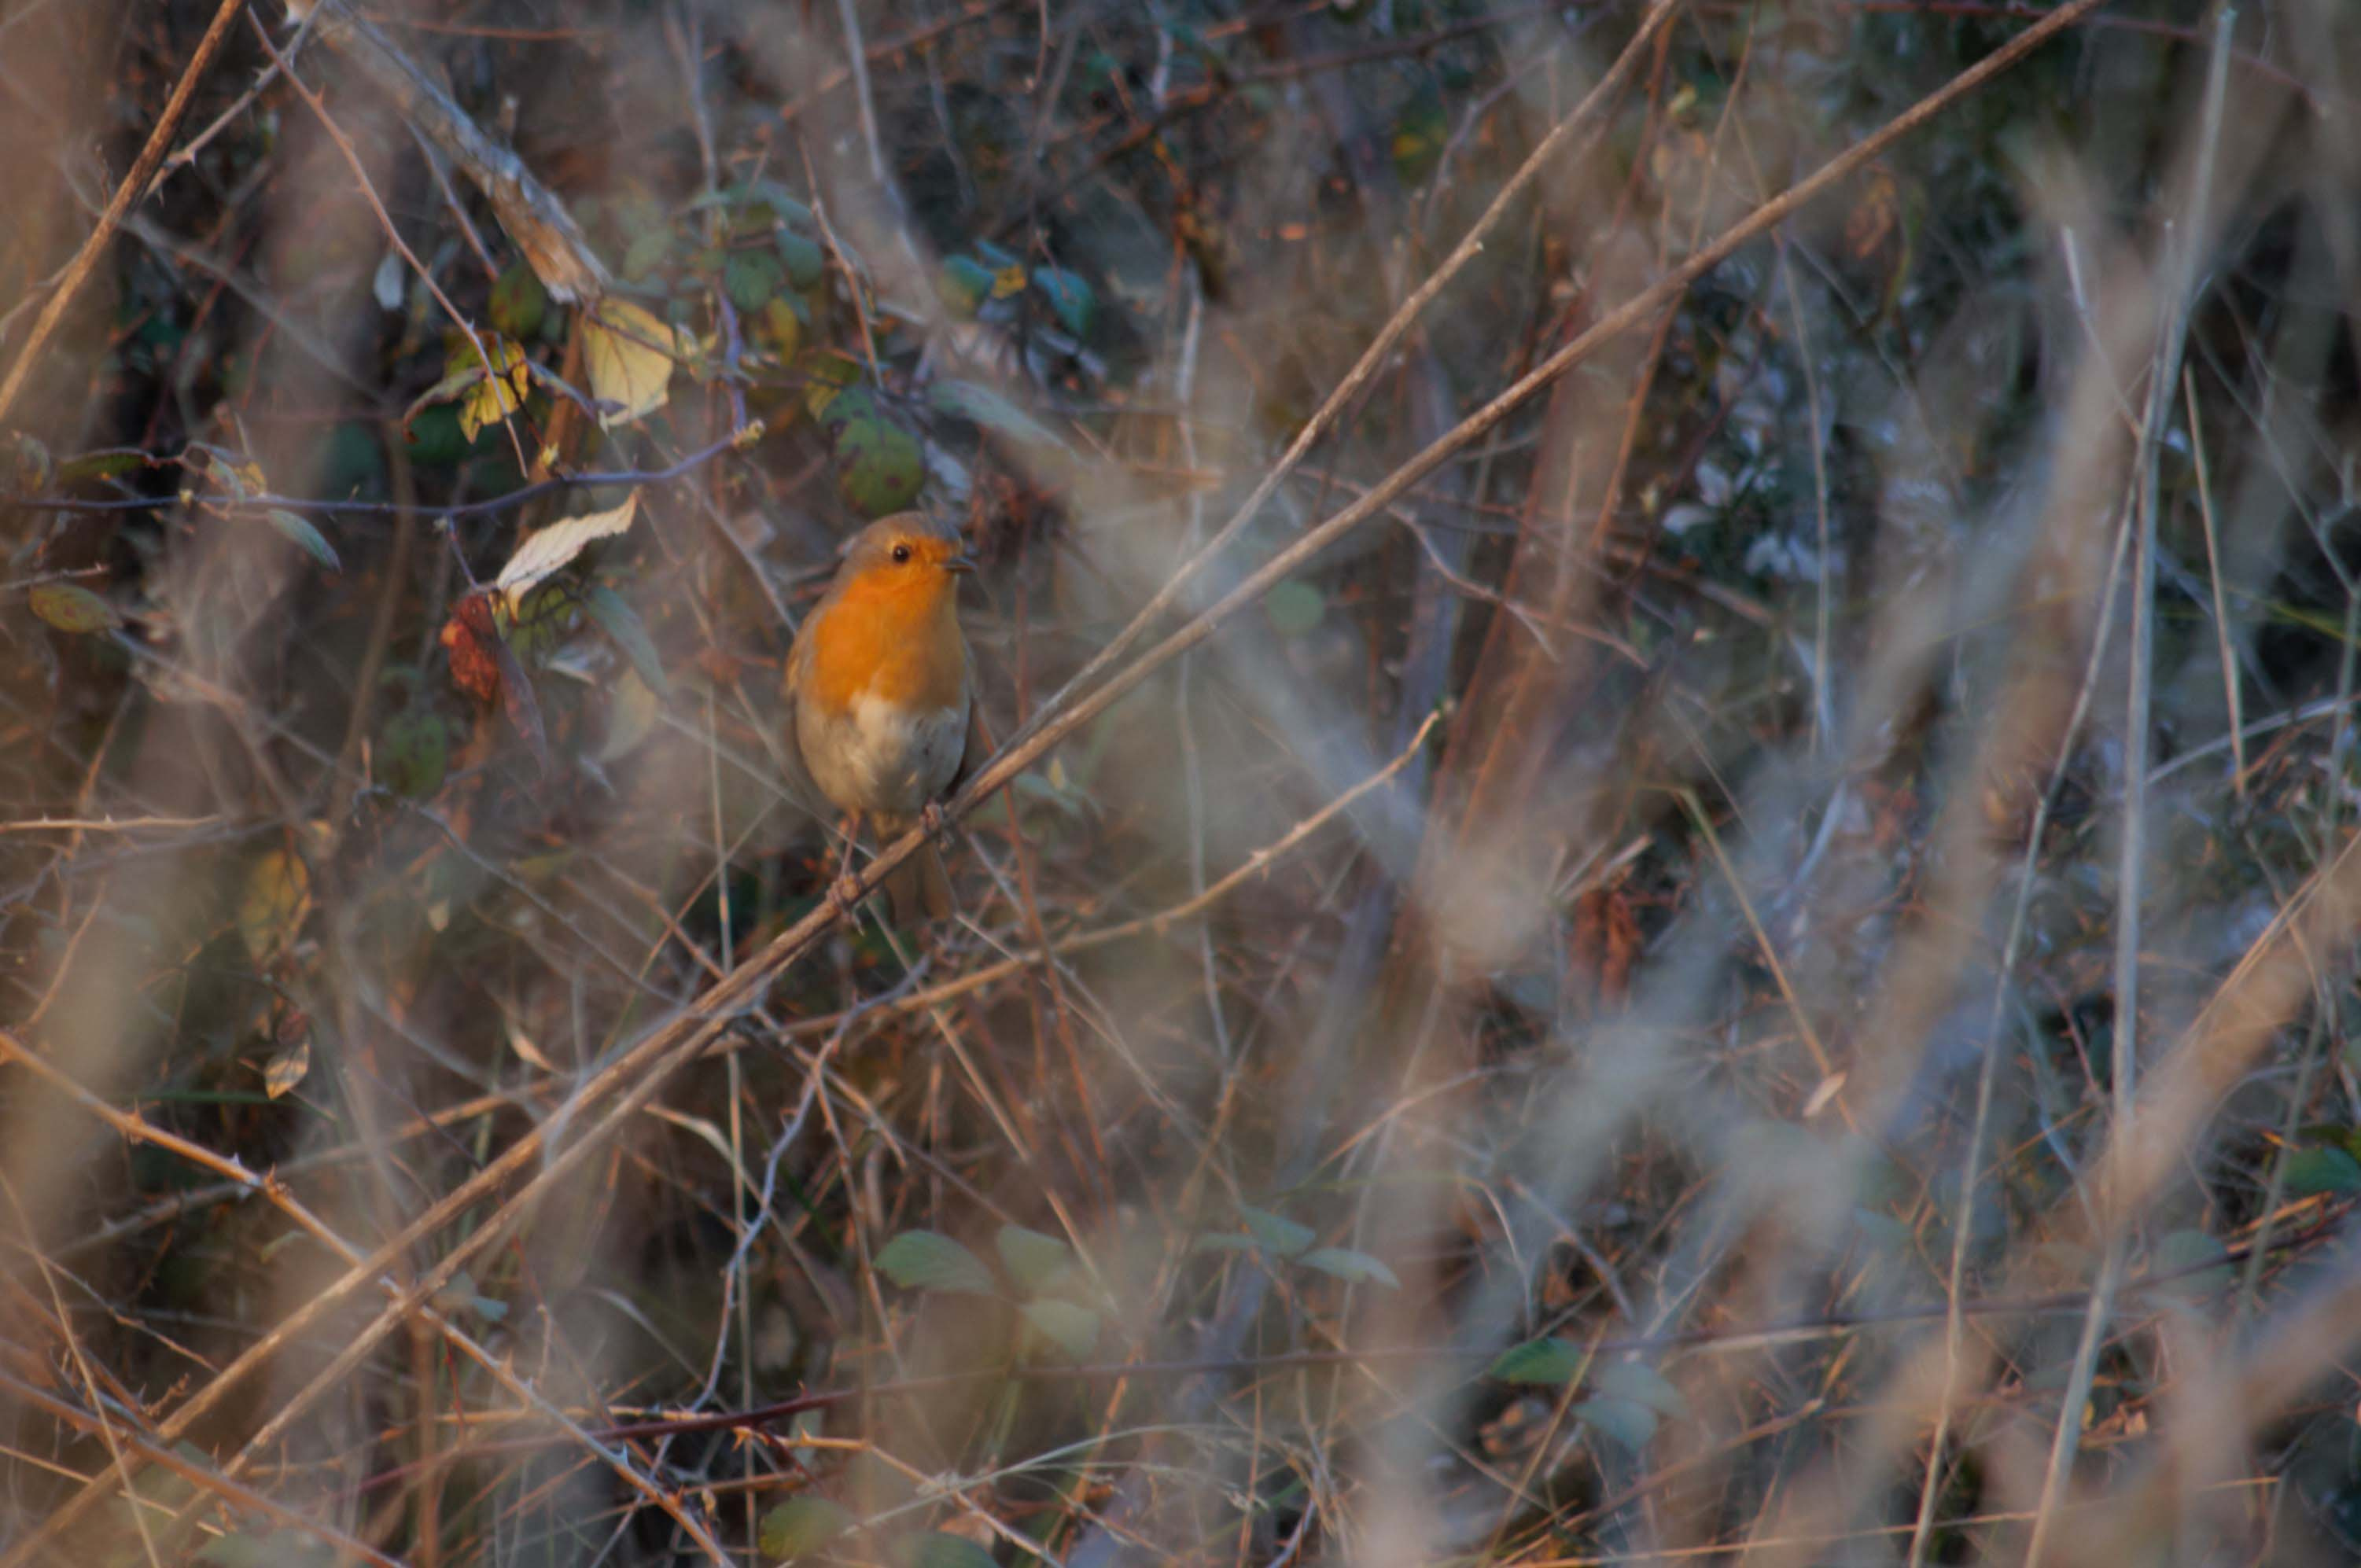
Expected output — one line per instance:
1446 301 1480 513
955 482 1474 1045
2184 366 2245 796
2028 10 2238 1562
0 0 249 425
0 1029 732 1565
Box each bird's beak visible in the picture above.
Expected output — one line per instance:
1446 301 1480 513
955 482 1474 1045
944 554 978 576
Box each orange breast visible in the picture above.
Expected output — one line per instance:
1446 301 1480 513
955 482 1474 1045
802 569 967 717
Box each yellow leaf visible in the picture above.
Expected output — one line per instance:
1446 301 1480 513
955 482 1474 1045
239 848 311 961
581 300 680 428
28 583 119 635
458 336 531 444
263 1038 310 1099
759 295 802 362
989 263 1026 300
493 494 639 612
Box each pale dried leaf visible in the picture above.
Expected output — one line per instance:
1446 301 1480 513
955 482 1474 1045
493 494 639 611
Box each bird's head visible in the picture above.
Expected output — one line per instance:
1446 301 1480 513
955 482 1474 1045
838 513 976 584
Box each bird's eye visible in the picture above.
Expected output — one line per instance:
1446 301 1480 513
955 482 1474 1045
890 543 912 565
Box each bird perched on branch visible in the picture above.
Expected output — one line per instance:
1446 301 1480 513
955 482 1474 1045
783 512 978 924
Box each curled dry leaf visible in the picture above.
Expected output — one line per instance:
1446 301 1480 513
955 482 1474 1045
436 591 553 773
580 300 681 428
439 591 503 705
493 493 638 612
262 1036 310 1100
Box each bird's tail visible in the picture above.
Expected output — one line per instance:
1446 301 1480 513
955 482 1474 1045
881 838 954 926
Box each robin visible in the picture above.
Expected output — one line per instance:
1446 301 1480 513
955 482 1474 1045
782 511 978 924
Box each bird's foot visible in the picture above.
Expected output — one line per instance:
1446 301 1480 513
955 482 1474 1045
919 801 950 840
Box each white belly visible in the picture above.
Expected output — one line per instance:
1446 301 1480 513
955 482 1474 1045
797 688 967 821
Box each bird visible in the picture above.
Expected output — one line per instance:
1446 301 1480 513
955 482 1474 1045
782 511 978 925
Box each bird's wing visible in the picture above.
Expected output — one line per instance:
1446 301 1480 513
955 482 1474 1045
945 646 988 801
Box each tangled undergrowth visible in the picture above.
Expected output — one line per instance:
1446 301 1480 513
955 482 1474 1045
6 1 2361 1564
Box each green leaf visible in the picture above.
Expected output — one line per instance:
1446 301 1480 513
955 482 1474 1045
1489 1336 1584 1386
1263 580 1325 638
1574 1394 1657 1453
1032 265 1096 337
405 402 477 466
1851 1204 1913 1252
929 379 1070 452
1297 1246 1399 1289
689 179 821 230
204 451 257 499
758 1496 855 1561
937 256 995 316
322 421 387 496
53 448 149 483
834 412 925 518
28 582 119 634
691 179 816 230
1240 1205 1315 1258
379 709 448 797
1189 1231 1257 1254
1020 1297 1100 1359
1390 89 1448 183
489 262 547 339
874 1230 996 1296
725 249 786 312
815 382 878 432
600 668 662 762
996 1224 1076 1295
801 352 866 422
581 583 670 697
1247 1204 1322 1256
265 509 342 572
894 1533 998 1568
431 1269 510 1323
1011 765 1094 820
2151 1228 2233 1296
778 231 827 291
2283 1143 2361 1197
2297 1121 2361 1161
622 226 673 281
197 1530 334 1567
1590 1359 1685 1416
501 582 574 661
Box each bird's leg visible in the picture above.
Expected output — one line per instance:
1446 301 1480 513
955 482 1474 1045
919 799 950 841
824 812 866 918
